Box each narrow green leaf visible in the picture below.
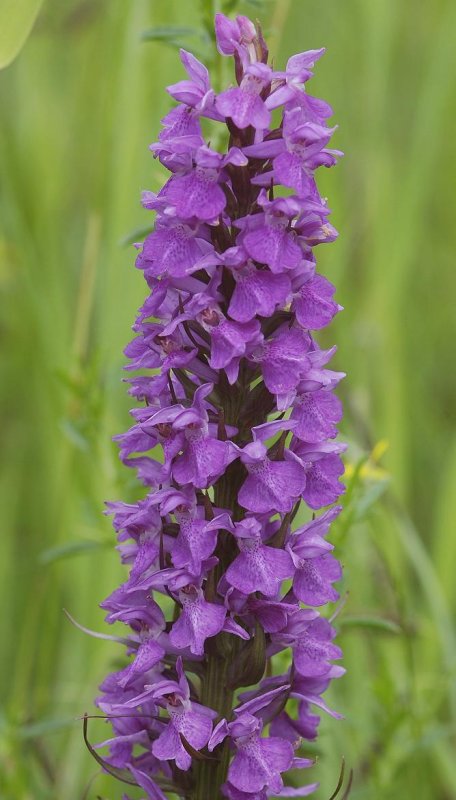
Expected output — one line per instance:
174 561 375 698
228 622 266 688
63 608 137 647
179 733 219 762
340 769 354 799
141 25 198 42
221 0 240 13
82 715 138 787
0 0 43 69
120 224 154 248
355 478 389 519
60 418 90 451
39 539 109 565
83 716 183 795
338 615 402 635
18 717 75 739
327 757 345 800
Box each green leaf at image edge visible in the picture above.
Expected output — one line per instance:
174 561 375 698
0 0 43 69
338 615 402 635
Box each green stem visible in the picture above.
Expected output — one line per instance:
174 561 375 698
193 646 234 799
193 386 244 798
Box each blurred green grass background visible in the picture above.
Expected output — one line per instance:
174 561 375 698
1 0 455 798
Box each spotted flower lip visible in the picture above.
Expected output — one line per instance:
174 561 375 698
239 196 303 274
209 710 295 794
216 63 273 130
228 258 292 323
169 584 227 655
93 11 344 799
225 518 294 597
135 218 214 279
150 658 217 771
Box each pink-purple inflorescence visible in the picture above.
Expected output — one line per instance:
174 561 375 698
95 12 345 800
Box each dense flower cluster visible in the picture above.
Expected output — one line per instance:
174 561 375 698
94 13 345 800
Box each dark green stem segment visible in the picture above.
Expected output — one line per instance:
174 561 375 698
193 545 239 798
193 387 246 799
193 645 234 800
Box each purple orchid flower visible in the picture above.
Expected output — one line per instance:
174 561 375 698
169 584 227 655
142 383 238 489
238 422 306 514
290 388 343 442
164 144 247 222
274 611 343 677
239 192 303 273
136 218 213 279
117 637 166 689
289 549 342 606
209 712 294 795
92 12 345 799
266 49 327 109
151 658 217 770
273 109 338 195
293 441 346 509
198 303 262 382
215 13 257 59
225 517 294 597
230 263 291 322
216 63 272 130
160 489 231 572
167 49 219 119
249 325 312 396
292 272 342 329
222 246 291 323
